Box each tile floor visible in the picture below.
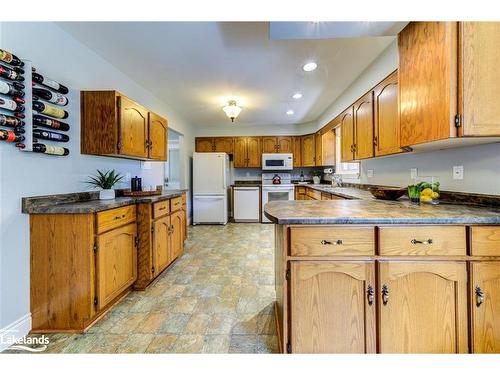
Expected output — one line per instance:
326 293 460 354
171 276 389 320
8 223 278 354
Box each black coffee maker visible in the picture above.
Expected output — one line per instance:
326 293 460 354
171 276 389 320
131 176 142 192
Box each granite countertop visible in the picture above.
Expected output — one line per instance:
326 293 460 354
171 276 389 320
295 184 373 200
264 187 500 225
22 189 187 214
232 180 261 187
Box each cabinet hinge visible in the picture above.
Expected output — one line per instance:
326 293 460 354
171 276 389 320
134 237 139 247
286 342 292 353
286 269 291 281
93 297 98 306
151 226 154 234
117 141 122 150
93 243 98 253
151 266 155 274
455 114 462 128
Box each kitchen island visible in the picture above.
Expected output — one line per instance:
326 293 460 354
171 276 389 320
265 191 500 354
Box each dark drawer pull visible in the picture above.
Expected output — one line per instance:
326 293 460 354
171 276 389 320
411 239 433 245
475 286 485 307
321 239 343 246
158 207 166 211
114 214 126 220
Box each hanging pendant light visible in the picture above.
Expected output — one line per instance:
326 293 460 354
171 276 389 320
222 100 242 122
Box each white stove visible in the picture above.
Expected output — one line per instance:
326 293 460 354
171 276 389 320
261 173 295 223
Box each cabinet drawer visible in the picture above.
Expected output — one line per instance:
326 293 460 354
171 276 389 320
153 200 170 219
296 186 306 194
471 226 500 256
379 226 466 256
171 196 183 212
97 205 136 234
321 192 332 200
181 193 187 207
307 188 321 200
290 226 375 256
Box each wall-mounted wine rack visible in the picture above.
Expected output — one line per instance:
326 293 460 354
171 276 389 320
0 48 71 156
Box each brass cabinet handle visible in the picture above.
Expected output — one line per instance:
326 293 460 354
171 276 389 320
367 284 374 305
475 286 485 307
411 239 433 245
382 284 389 305
321 239 343 245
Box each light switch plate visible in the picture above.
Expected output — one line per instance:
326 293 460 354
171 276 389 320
453 165 464 180
410 168 418 179
367 169 374 178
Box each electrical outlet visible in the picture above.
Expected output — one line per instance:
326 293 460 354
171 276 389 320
410 168 418 179
453 165 464 180
367 169 374 178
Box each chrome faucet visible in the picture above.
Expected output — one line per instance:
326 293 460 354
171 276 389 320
332 174 343 187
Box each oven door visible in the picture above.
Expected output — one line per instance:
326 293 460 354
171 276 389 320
261 187 294 222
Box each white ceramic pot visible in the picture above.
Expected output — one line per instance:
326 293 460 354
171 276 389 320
313 176 321 184
99 189 115 200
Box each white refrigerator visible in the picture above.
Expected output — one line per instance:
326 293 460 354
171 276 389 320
193 152 229 225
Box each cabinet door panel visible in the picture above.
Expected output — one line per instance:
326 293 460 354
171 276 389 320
461 22 500 136
195 138 214 152
262 137 277 153
340 107 354 162
378 261 468 353
246 137 262 167
213 137 234 154
354 92 374 160
153 216 170 274
96 223 137 309
277 136 292 153
374 70 401 156
291 261 376 353
301 134 315 167
315 132 322 166
292 136 302 167
148 112 168 160
321 129 336 166
170 210 184 260
470 261 500 353
233 137 247 167
119 96 149 158
399 22 458 146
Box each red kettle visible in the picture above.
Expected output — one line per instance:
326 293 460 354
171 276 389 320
272 174 281 184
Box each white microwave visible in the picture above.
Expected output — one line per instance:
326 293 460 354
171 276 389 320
262 153 293 171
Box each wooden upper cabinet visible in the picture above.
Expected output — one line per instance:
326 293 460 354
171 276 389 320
262 137 278 153
315 131 322 166
290 261 376 353
148 112 167 161
213 137 234 154
301 134 316 167
353 91 374 160
277 137 292 153
399 22 458 146
292 136 302 167
233 137 247 167
246 137 262 167
96 223 137 310
119 96 149 158
374 70 401 156
81 91 168 160
470 261 500 353
460 22 500 136
378 261 468 353
321 129 336 166
195 137 214 152
340 106 355 162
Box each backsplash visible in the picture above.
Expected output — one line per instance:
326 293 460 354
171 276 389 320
230 165 321 183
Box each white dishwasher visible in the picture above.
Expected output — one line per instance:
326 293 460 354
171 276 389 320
233 186 260 222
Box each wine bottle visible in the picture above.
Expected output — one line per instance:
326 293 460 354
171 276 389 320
32 100 68 119
0 80 24 97
0 129 25 143
15 142 25 149
33 115 70 131
0 63 24 81
0 49 24 67
33 143 69 156
0 114 24 128
33 129 69 142
32 73 68 94
32 88 68 106
0 97 25 112
14 112 25 119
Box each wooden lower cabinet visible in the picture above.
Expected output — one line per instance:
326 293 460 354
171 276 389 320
378 261 468 353
290 261 376 353
170 209 184 260
153 215 171 274
470 261 500 353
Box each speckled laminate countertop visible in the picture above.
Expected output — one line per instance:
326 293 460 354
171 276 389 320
265 187 500 225
22 189 188 214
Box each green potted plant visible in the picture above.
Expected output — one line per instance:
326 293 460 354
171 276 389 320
85 169 124 200
312 170 322 185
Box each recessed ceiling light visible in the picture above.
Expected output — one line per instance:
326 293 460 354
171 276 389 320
286 110 294 115
302 62 317 72
292 93 303 100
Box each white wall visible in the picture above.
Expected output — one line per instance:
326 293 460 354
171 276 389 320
316 40 500 194
0 22 194 336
